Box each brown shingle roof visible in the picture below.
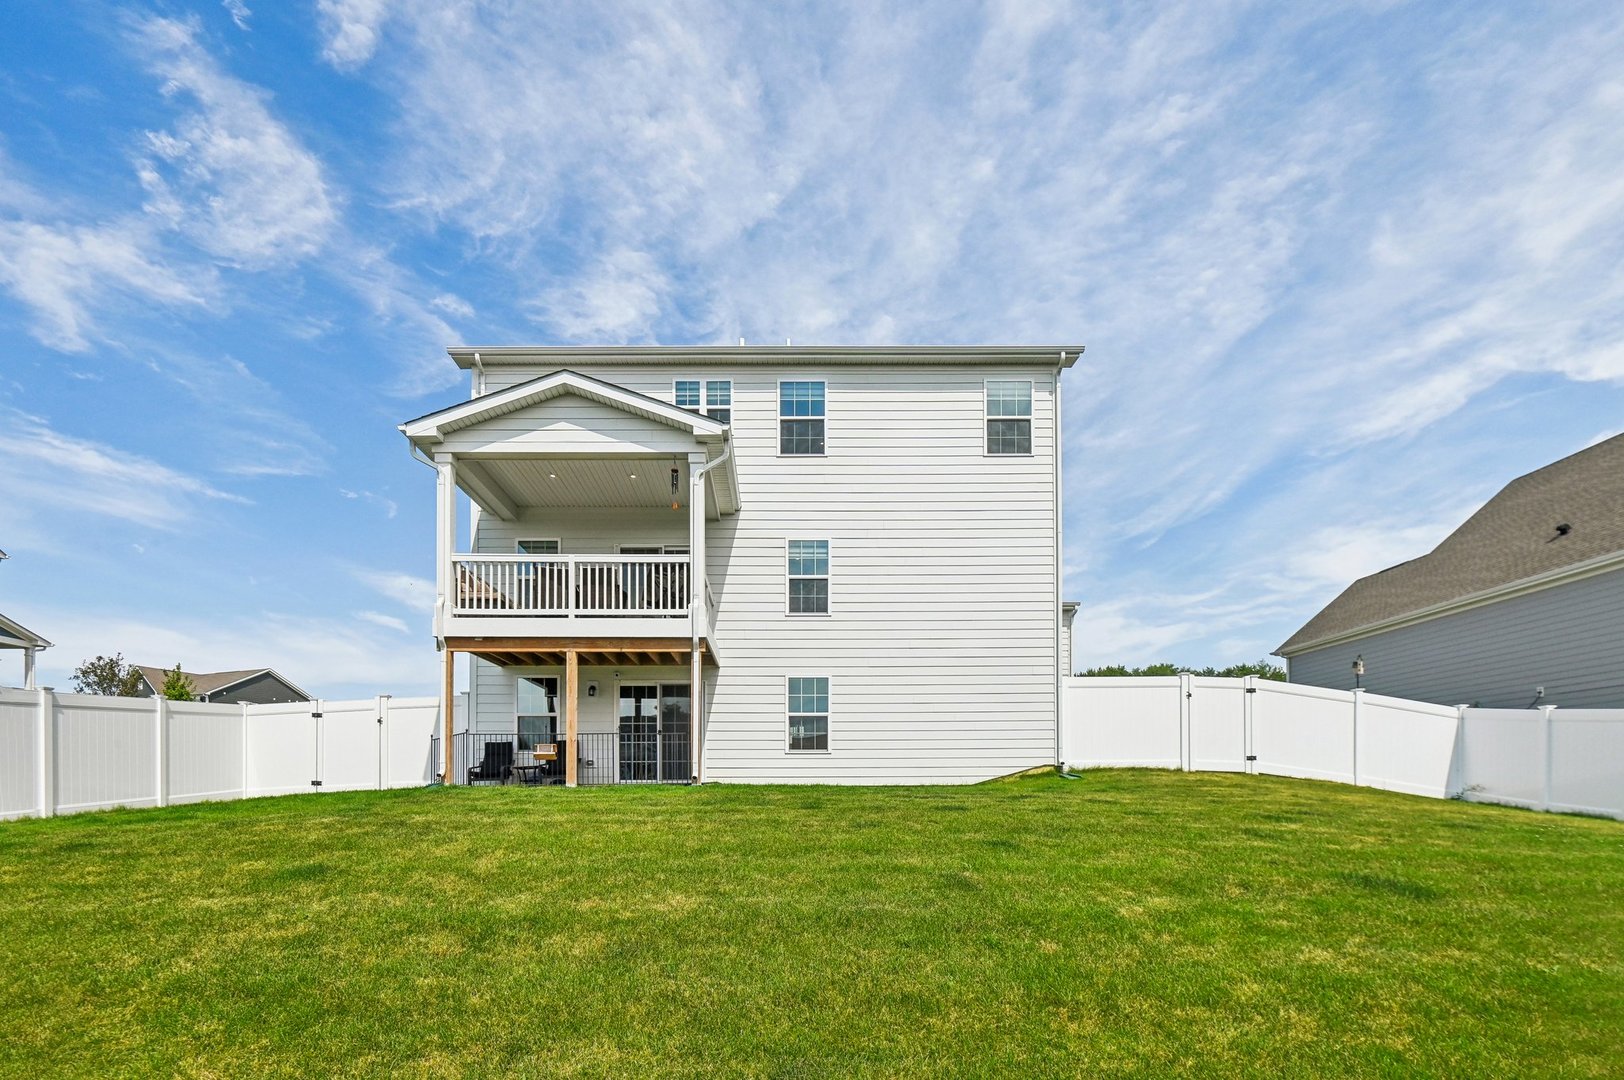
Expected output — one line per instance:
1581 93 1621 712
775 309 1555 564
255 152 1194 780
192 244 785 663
136 666 277 697
1277 433 1624 654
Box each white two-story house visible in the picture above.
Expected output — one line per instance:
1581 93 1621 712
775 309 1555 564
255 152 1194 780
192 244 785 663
400 345 1079 786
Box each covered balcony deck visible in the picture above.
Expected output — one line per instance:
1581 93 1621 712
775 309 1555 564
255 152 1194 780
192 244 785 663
400 369 740 785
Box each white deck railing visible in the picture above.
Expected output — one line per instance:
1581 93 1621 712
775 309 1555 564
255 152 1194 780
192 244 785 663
452 554 691 617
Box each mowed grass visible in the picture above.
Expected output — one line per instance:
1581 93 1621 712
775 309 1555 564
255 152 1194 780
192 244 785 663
0 772 1620 1078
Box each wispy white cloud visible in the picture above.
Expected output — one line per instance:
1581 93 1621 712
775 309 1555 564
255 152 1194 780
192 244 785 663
351 567 434 612
528 248 668 341
340 488 398 518
429 292 473 319
222 0 251 31
0 408 247 533
316 0 394 69
356 609 410 633
0 215 205 351
131 15 336 267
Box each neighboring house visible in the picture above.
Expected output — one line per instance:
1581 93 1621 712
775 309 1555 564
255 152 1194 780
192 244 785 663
0 611 51 690
133 666 312 704
401 345 1080 785
1276 433 1624 708
0 549 51 690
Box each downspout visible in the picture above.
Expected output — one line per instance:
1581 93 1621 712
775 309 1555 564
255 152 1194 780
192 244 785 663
471 352 486 397
688 438 734 783
1054 350 1067 767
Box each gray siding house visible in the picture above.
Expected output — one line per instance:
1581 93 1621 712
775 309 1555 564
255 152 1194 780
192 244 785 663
1276 433 1624 709
134 666 312 705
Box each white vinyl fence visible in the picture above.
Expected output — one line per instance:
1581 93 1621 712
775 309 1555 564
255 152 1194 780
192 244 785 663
0 687 443 820
1062 676 1624 820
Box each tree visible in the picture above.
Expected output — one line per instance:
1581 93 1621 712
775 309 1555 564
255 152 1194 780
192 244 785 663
70 653 145 697
161 663 196 701
1077 659 1286 681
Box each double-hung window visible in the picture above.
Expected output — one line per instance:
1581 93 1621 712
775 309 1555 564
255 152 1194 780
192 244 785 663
985 380 1033 455
779 381 825 454
517 677 559 751
787 539 829 615
787 676 829 752
675 379 731 423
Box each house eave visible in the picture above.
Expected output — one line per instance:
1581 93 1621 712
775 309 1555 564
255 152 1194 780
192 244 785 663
400 368 730 446
0 612 52 651
1274 548 1624 657
206 668 312 701
446 345 1084 369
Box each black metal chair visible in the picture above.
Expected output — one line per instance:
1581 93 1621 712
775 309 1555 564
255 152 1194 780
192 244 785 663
467 741 514 784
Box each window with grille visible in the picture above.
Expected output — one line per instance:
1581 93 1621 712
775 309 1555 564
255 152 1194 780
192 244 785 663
787 676 829 752
674 379 731 423
787 539 829 615
779 381 825 454
985 380 1033 455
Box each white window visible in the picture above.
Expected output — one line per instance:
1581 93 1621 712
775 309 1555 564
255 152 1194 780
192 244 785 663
516 676 559 751
675 379 731 423
787 539 829 615
787 676 829 752
704 380 732 424
985 380 1033 455
516 538 561 555
779 380 826 455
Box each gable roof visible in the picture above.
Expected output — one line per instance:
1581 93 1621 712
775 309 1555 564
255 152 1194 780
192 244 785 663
400 368 729 445
0 611 51 650
136 666 310 700
1277 433 1624 655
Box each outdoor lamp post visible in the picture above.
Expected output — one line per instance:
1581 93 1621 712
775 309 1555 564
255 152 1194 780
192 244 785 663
1352 654 1365 689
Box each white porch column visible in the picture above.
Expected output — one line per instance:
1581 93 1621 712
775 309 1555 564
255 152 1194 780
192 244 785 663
688 451 708 783
436 454 458 785
434 454 458 637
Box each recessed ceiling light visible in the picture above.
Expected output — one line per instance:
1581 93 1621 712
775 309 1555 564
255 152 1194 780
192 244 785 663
548 473 558 480
628 473 638 480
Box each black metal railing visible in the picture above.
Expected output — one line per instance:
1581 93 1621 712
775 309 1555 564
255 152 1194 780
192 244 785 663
429 730 691 786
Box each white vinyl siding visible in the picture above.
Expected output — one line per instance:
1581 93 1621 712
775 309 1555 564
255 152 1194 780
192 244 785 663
468 363 1060 782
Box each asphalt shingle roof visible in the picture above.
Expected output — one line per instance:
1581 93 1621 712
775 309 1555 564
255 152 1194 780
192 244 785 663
1277 432 1624 654
136 666 273 697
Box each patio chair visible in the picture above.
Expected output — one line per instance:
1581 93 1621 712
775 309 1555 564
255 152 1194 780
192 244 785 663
467 741 514 784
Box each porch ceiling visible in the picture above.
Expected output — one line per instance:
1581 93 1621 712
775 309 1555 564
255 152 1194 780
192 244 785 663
463 456 705 513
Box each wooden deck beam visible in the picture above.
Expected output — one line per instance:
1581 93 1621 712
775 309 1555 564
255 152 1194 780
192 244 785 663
445 637 713 667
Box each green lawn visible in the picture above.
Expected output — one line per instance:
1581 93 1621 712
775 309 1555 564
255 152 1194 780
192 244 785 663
1 772 1620 1078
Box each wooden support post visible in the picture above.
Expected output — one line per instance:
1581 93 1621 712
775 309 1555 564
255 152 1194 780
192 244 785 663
565 649 579 788
442 648 456 784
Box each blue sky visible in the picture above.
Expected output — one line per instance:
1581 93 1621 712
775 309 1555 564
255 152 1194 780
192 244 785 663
1 1 1621 696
